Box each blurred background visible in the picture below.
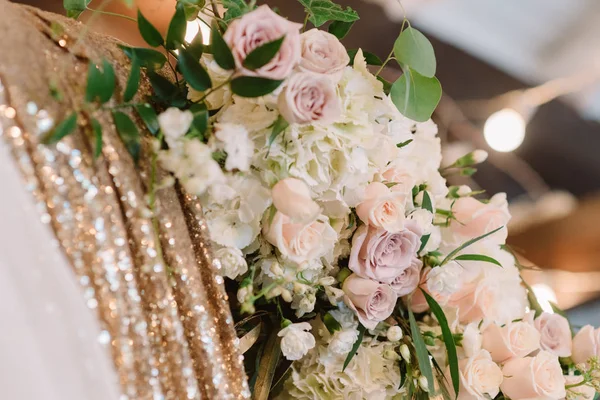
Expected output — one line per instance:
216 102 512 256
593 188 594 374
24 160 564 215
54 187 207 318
13 0 600 324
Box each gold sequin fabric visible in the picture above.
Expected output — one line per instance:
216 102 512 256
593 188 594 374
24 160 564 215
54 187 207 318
0 1 249 399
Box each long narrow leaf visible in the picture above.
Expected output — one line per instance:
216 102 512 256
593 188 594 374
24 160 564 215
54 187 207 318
440 226 504 265
409 308 435 394
42 112 78 144
91 118 103 159
454 254 502 267
342 324 365 371
123 57 141 102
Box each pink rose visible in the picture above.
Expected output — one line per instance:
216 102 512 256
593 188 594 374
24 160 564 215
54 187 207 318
449 278 503 324
390 257 422 297
224 5 302 79
563 376 596 400
263 212 337 264
356 182 408 233
534 312 572 358
299 29 349 82
500 351 566 400
342 274 396 330
271 178 320 223
572 325 600 364
277 72 341 124
449 193 510 244
449 350 503 400
481 321 540 363
349 222 421 284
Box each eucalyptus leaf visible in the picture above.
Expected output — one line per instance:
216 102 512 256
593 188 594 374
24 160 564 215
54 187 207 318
328 20 354 39
390 68 442 122
211 23 235 70
64 0 91 19
120 46 167 69
178 47 212 91
42 112 78 144
409 308 435 394
243 36 285 71
394 27 436 78
137 9 164 47
440 226 504 266
454 254 502 267
91 118 103 159
342 324 365 371
135 104 160 135
166 5 187 50
123 57 141 103
230 76 283 98
298 0 359 27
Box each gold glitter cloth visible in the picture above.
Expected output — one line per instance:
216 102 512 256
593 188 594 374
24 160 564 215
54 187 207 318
0 1 250 399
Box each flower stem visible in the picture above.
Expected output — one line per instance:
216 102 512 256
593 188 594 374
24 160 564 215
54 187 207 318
85 7 137 22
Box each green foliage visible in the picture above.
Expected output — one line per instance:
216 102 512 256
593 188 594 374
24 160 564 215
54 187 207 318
137 10 164 47
186 24 205 59
328 20 355 40
454 254 502 267
123 57 141 103
112 111 140 162
166 5 187 50
418 234 431 254
243 37 285 71
222 0 253 21
86 59 115 104
396 139 413 149
440 226 504 266
63 0 91 19
211 23 236 70
120 46 167 70
178 0 206 21
230 76 283 98
390 68 442 122
189 103 209 137
409 308 435 394
421 190 433 213
268 115 289 148
342 324 365 371
298 0 359 27
423 291 459 397
91 118 103 159
323 312 342 334
522 279 544 318
394 27 436 78
42 112 78 144
147 71 186 106
178 47 212 91
347 49 383 66
135 104 160 135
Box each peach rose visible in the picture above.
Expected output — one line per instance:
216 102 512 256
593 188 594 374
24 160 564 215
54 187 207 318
224 5 302 79
299 29 349 82
450 350 503 400
278 72 341 124
349 222 421 284
342 274 397 330
500 351 566 400
534 312 572 358
563 376 596 400
572 325 600 364
449 278 503 324
271 178 320 223
356 182 408 233
263 212 337 264
481 321 540 363
449 193 510 244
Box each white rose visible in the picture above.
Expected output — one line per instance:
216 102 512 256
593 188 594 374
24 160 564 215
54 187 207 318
451 349 503 400
158 107 194 145
534 312 573 358
329 328 359 355
214 246 247 279
278 322 316 361
461 322 482 358
409 208 434 235
271 177 321 224
299 29 350 82
425 261 464 305
214 123 254 172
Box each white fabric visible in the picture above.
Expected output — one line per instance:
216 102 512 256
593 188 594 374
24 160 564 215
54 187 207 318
0 140 121 400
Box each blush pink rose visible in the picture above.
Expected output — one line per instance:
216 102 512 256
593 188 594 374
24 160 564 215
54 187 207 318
271 178 320 223
449 193 510 244
534 312 572 358
356 182 408 233
299 29 349 82
449 349 503 400
263 212 337 264
563 376 596 400
448 278 505 324
278 72 341 124
500 351 566 400
481 321 540 363
349 222 421 284
224 5 302 79
572 325 600 364
408 268 430 313
390 257 422 296
342 274 396 330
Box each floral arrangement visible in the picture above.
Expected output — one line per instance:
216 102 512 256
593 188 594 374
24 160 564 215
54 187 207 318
51 0 600 398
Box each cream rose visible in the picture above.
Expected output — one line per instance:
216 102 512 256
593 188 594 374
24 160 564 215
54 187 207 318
342 274 397 330
299 29 350 82
500 351 566 400
481 321 540 363
534 312 572 358
224 5 302 79
278 72 341 124
214 246 248 279
572 325 600 364
271 177 320 223
450 350 503 400
449 193 510 244
263 212 337 264
356 182 408 233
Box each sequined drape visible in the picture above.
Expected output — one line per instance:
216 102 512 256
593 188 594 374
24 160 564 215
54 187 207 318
0 1 249 399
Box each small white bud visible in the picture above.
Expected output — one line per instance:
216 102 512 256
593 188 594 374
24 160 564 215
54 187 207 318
383 349 401 361
386 326 403 342
267 287 282 299
457 185 471 196
472 149 488 163
293 282 309 295
270 262 284 277
318 276 336 286
400 344 411 362
418 375 429 392
281 288 293 303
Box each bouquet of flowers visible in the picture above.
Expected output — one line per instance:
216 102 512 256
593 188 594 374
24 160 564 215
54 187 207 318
53 0 600 398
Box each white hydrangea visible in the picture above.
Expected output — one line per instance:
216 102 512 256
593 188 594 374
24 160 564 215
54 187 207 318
213 123 254 172
329 328 359 355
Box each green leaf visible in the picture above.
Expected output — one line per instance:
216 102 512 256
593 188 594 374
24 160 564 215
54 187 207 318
64 0 91 19
347 49 383 66
42 112 78 144
147 71 182 103
328 20 354 39
409 308 435 394
186 23 205 59
418 234 430 254
137 9 164 47
522 279 544 318
377 76 392 94
394 27 436 78
342 324 365 371
268 115 289 148
421 190 433 213
123 57 141 103
135 104 160 135
222 0 252 21
178 47 212 91
396 139 413 149
454 254 502 267
230 76 283 98
323 312 342 334
423 290 459 397
86 60 115 104
120 46 167 69
112 111 140 162
189 103 208 135
211 23 235 70
440 226 504 266
298 0 359 27
390 68 442 122
178 0 205 21
166 5 187 50
91 118 103 159
243 36 285 71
